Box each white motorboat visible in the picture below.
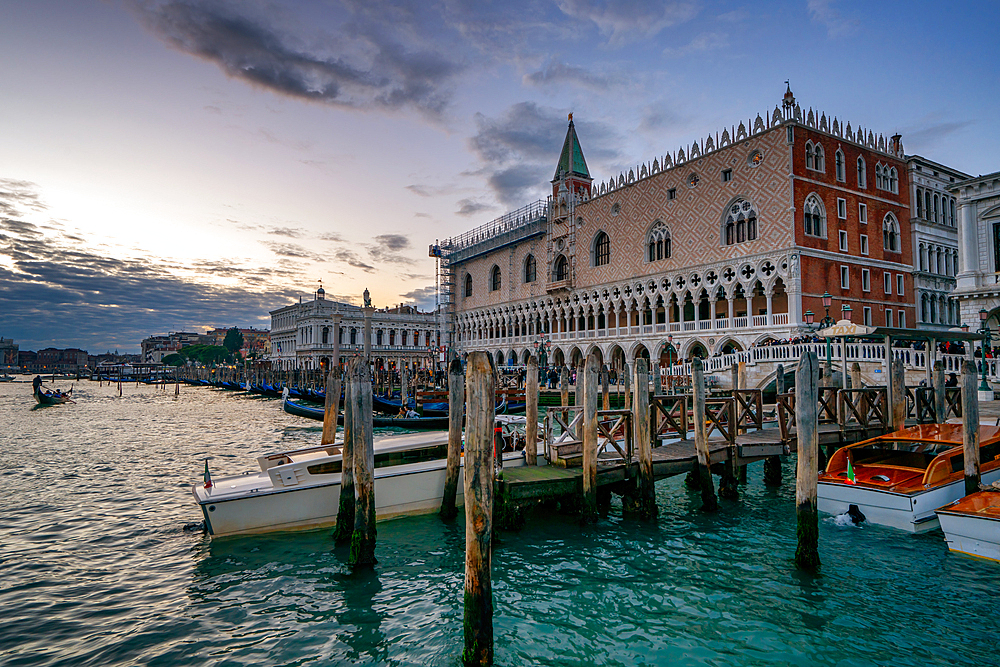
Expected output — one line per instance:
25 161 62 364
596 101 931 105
817 424 1000 533
193 429 536 538
935 488 1000 562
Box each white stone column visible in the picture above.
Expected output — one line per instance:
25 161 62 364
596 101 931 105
765 293 774 326
956 200 979 290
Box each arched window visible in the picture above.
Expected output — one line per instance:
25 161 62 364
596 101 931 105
593 231 610 266
803 195 825 237
950 199 956 226
857 156 867 188
889 167 898 194
924 191 931 220
490 265 501 291
524 254 536 283
647 221 671 261
723 199 758 245
554 254 568 281
835 149 845 181
875 164 884 189
805 142 815 170
916 187 923 218
883 213 899 252
464 274 473 297
322 327 329 344
919 244 926 271
934 194 940 222
814 144 825 172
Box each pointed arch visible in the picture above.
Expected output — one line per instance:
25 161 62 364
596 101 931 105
835 148 845 181
592 230 610 266
523 253 536 283
464 273 473 297
803 193 826 238
647 220 671 262
722 197 759 246
883 213 900 253
857 155 866 188
553 254 569 281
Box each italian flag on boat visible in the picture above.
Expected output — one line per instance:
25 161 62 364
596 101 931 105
846 457 856 484
203 460 213 488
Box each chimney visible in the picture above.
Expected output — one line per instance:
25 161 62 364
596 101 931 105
890 133 903 156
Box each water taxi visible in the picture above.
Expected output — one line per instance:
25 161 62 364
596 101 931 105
818 425 1000 533
193 427 535 538
935 487 1000 562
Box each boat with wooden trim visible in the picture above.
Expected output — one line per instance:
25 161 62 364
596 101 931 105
193 430 534 538
282 393 452 430
935 487 1000 562
818 424 1000 533
31 376 74 405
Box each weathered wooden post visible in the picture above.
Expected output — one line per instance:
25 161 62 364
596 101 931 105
601 364 610 410
891 358 906 431
581 352 600 524
961 360 981 496
652 362 661 397
794 351 820 571
575 361 584 410
633 358 656 518
321 365 340 446
692 358 718 511
400 362 409 412
349 358 377 566
764 363 784 487
560 365 570 407
933 360 946 424
731 363 739 393
463 351 494 667
850 362 862 390
526 355 539 466
333 362 356 543
441 358 465 519
624 362 632 411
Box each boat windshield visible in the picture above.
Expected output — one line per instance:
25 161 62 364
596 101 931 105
850 440 955 471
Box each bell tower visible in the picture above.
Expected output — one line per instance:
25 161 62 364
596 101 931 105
551 113 592 199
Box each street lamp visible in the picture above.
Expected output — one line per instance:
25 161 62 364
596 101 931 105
979 308 992 391
841 304 852 322
819 292 835 328
533 335 552 375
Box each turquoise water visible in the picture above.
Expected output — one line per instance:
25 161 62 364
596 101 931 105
2 380 998 666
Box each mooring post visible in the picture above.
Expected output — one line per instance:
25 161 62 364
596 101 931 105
961 360 981 496
601 364 610 410
400 362 409 413
933 360 946 424
624 363 632 412
463 351 494 667
731 363 739 393
891 358 906 431
692 358 718 511
652 362 661 397
850 362 862 390
560 365 570 407
794 351 820 571
581 352 600 524
575 361 584 410
441 358 465 519
526 355 539 466
349 358 377 567
333 361 356 543
764 363 784 487
321 365 339 446
633 358 656 518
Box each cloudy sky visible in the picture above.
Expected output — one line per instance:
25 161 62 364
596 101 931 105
1 0 996 353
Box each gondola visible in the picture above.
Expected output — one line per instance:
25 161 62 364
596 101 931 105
31 376 74 405
282 393 453 430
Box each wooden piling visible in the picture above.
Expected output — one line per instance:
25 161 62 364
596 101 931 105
462 351 494 667
400 363 409 413
652 362 661 396
581 352 600 524
961 360 981 496
601 364 610 410
349 358 377 566
633 358 656 518
933 360 946 424
441 358 465 519
891 358 906 431
850 362 862 391
321 365 339 446
575 361 584 411
764 364 783 487
525 356 539 466
692 358 718 511
334 362 355 543
560 366 570 407
794 351 820 571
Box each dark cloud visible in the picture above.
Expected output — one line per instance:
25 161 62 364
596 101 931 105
468 102 622 206
523 59 613 90
366 233 414 264
401 284 437 310
128 0 463 117
455 198 494 218
266 226 304 238
556 0 699 46
0 179 48 217
333 247 374 272
260 240 322 260
318 231 346 242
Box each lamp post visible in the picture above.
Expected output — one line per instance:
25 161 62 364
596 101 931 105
533 335 552 378
979 308 992 391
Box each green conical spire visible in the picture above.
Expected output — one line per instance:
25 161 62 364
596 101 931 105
553 113 590 181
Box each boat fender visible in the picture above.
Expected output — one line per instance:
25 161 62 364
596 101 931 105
847 504 866 525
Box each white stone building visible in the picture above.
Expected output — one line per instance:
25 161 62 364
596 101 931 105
953 170 1000 331
268 286 442 371
906 155 968 329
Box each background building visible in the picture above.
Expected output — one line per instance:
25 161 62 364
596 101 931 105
442 88 914 375
269 286 441 371
907 156 968 330
953 170 1000 330
140 332 205 363
0 337 18 369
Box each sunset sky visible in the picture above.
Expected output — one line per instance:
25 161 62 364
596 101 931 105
1 0 997 353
